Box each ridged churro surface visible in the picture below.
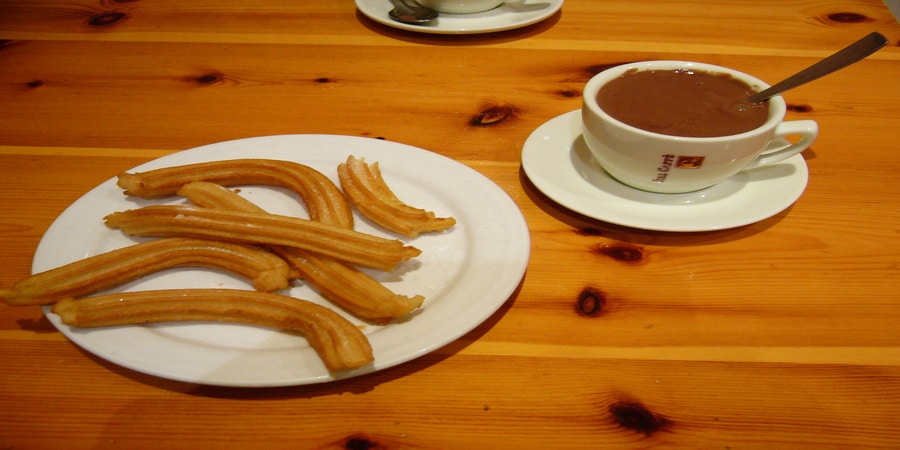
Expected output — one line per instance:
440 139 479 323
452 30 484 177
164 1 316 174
117 159 353 228
52 289 374 372
0 238 291 306
104 205 421 271
338 156 456 238
275 247 424 323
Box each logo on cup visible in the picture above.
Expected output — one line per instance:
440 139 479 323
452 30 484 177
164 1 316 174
653 154 706 183
653 154 675 183
676 156 705 169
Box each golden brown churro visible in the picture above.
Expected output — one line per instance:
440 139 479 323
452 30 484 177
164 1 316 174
52 289 374 372
179 181 425 322
178 182 265 213
104 206 421 271
117 159 353 228
0 238 291 306
338 156 456 238
274 248 424 323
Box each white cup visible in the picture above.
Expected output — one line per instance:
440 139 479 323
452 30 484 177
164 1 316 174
415 0 505 14
581 60 818 194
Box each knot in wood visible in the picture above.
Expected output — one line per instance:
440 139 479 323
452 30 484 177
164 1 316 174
471 105 518 126
825 12 872 23
609 400 672 435
88 11 127 27
577 287 606 316
596 242 645 264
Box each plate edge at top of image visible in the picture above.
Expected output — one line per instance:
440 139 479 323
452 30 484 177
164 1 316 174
355 0 564 35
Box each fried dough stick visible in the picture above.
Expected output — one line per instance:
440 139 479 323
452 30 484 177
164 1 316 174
0 238 292 306
104 206 420 271
178 182 425 323
117 159 353 228
274 249 424 324
178 181 265 214
52 289 374 372
338 156 456 238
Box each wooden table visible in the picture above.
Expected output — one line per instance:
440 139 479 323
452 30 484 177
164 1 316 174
2 1 899 448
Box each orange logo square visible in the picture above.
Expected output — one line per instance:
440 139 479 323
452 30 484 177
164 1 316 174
676 156 705 169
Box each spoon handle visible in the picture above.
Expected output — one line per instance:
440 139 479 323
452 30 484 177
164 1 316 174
748 32 889 103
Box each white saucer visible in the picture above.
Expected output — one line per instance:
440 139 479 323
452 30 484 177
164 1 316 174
356 0 563 34
521 110 809 232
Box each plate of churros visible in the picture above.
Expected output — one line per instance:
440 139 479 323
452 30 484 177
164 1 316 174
9 135 530 386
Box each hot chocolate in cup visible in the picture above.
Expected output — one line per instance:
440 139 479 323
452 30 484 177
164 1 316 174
581 60 818 194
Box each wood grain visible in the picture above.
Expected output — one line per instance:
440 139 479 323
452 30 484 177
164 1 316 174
2 0 900 448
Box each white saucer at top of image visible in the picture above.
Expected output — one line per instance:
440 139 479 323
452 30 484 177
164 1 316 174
356 0 563 34
521 110 809 232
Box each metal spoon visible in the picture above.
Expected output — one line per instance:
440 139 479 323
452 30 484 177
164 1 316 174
389 0 438 25
748 32 888 103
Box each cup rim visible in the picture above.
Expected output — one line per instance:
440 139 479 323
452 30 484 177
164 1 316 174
582 60 786 141
417 0 505 13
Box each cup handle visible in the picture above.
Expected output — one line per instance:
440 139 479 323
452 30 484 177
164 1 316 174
743 120 818 170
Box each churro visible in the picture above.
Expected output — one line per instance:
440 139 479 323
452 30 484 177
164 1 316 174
178 182 265 213
274 248 424 323
52 289 374 372
338 156 456 238
104 205 421 271
0 238 291 306
179 181 425 322
117 159 353 228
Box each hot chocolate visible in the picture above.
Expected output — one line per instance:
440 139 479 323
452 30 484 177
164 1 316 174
596 68 769 137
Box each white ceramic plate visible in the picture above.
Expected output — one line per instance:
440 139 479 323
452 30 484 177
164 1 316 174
36 135 530 387
356 0 563 34
521 110 809 232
